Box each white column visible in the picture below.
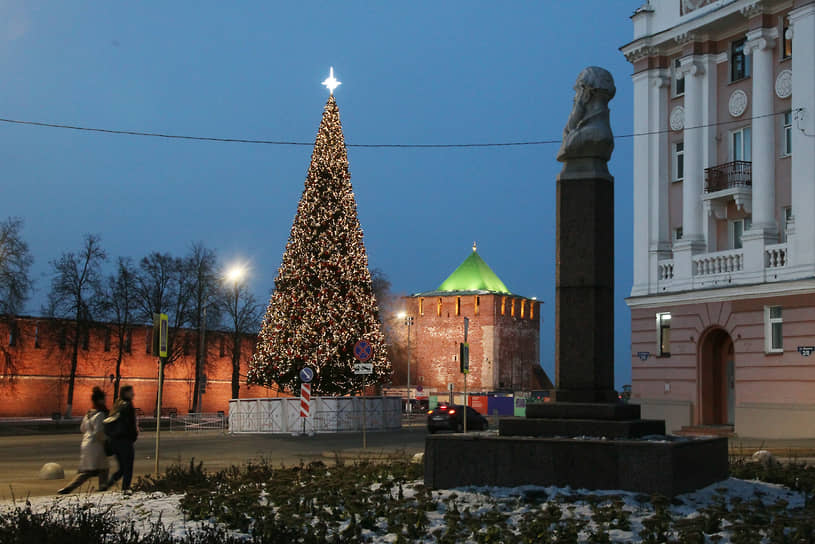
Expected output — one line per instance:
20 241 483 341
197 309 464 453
672 56 707 289
679 57 705 242
631 70 651 296
745 27 778 236
648 70 672 291
788 4 815 273
701 54 719 252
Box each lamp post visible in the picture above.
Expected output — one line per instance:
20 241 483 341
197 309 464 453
398 312 414 414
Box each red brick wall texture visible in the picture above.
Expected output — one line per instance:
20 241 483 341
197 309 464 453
0 317 282 417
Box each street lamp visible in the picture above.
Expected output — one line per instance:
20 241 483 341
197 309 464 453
397 312 414 414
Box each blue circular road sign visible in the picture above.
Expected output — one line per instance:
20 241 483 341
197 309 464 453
353 339 373 362
299 367 314 383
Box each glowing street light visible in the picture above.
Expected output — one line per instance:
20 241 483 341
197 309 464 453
226 265 246 285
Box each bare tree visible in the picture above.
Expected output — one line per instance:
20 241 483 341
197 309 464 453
98 257 138 401
0 217 34 316
185 244 220 412
219 273 262 399
134 252 194 415
46 234 106 418
370 268 407 385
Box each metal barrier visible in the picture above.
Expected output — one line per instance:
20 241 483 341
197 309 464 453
170 412 227 432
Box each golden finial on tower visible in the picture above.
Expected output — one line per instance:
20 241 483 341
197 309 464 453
472 241 477 252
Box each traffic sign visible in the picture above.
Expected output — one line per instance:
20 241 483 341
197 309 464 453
353 362 373 375
460 342 470 374
354 339 373 362
299 367 314 383
416 385 423 393
152 313 168 358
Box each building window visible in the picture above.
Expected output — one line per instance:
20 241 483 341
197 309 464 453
782 207 793 242
34 325 41 349
437 298 442 317
82 328 90 351
673 58 685 96
783 111 792 156
656 312 671 357
124 329 132 354
510 299 516 317
530 302 535 320
455 296 461 317
501 297 506 316
183 334 191 356
730 218 752 249
672 142 684 181
782 25 792 59
220 336 226 357
730 127 752 162
146 329 152 354
765 306 783 353
104 328 111 352
730 38 751 81
58 327 66 350
474 296 480 316
418 298 424 316
673 227 683 242
520 300 526 318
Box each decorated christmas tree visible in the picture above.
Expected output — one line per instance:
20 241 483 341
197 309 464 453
248 72 390 395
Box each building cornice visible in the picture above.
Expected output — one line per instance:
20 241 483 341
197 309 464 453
620 0 789 61
625 278 815 308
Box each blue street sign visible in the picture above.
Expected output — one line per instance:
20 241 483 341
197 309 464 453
299 367 314 383
637 351 650 361
798 346 815 357
354 339 373 362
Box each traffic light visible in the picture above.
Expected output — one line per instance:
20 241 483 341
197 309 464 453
460 342 469 374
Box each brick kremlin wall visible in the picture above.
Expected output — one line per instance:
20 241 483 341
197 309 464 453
401 294 547 395
0 317 284 417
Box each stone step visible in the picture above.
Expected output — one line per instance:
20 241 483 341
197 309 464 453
674 425 735 438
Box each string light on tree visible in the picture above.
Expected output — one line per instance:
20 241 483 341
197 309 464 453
247 69 390 396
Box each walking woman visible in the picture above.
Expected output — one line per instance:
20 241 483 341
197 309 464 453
57 387 109 494
104 385 138 493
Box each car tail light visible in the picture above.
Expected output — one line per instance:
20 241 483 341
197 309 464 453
448 409 456 415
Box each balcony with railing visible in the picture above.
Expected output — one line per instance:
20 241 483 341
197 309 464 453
704 161 752 193
702 161 752 218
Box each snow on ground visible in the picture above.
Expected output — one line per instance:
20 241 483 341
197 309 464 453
0 477 805 543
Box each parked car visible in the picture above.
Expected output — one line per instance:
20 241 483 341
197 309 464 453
427 404 488 433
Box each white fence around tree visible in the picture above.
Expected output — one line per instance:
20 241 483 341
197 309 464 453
228 396 401 434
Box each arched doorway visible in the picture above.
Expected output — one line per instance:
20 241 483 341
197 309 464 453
699 328 735 426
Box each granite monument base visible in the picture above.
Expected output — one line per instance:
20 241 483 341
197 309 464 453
505 402 665 439
424 433 728 497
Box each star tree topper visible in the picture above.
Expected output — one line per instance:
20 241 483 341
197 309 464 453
322 66 341 95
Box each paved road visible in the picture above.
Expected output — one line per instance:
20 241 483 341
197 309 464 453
0 428 428 500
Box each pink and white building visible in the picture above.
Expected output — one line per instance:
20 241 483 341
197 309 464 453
622 0 815 438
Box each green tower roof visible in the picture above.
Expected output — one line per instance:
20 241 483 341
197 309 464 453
414 245 513 296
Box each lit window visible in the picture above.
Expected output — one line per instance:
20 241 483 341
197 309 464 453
674 58 685 96
656 312 671 357
510 299 516 317
530 302 534 320
782 25 792 59
783 111 792 156
521 300 526 318
474 296 480 316
455 297 461 317
437 298 442 317
673 142 684 181
501 297 506 316
418 298 424 316
765 306 783 353
731 38 750 81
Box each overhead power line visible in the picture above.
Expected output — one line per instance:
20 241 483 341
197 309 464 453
0 109 797 149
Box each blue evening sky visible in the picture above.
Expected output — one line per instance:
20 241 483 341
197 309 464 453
1 1 641 388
